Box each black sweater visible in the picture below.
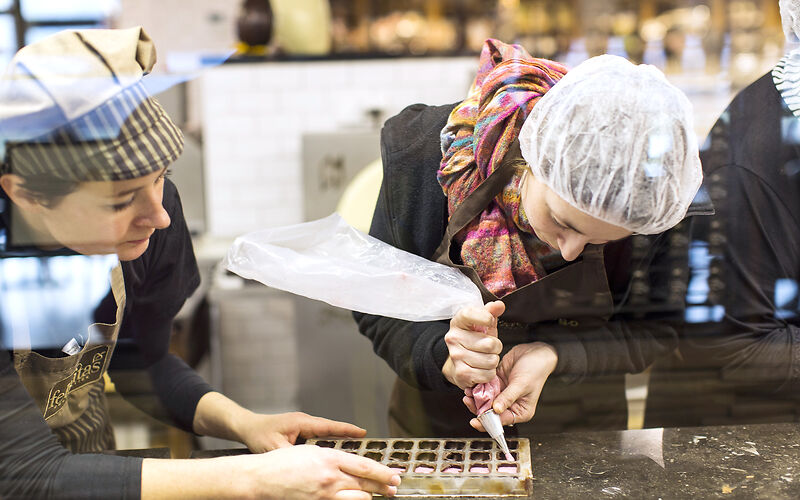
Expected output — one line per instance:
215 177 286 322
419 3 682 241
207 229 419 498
354 103 695 392
675 71 800 390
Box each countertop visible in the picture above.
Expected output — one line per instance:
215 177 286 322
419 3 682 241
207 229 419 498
526 423 799 499
115 423 800 498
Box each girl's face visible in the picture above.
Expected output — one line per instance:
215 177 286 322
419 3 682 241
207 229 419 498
36 168 171 261
521 171 632 261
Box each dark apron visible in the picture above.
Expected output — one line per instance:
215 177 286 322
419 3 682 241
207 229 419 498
13 265 125 453
388 142 627 437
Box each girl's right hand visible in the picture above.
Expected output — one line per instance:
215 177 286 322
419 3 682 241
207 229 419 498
233 445 401 500
441 301 506 389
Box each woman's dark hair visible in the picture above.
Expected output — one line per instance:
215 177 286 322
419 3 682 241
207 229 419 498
18 174 80 207
0 160 79 208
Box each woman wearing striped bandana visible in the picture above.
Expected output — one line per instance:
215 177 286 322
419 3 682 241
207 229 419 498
0 28 399 499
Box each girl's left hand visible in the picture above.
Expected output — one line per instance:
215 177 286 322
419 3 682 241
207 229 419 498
234 411 368 453
462 342 558 430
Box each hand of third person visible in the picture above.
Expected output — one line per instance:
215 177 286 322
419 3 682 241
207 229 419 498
441 301 506 389
462 342 558 430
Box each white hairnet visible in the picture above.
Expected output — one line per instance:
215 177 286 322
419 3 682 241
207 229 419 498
781 0 800 42
519 54 701 235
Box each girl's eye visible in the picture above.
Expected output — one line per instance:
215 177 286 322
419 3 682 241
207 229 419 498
552 217 568 230
110 198 134 212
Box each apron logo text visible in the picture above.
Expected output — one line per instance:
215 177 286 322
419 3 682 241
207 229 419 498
43 345 110 420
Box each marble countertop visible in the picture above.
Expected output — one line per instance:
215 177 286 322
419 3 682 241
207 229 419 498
115 422 800 498
527 423 799 498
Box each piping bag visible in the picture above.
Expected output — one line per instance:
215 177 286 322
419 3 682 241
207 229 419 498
223 214 511 447
472 378 513 461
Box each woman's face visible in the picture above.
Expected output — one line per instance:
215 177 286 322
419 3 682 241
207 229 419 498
521 171 632 261
37 168 171 261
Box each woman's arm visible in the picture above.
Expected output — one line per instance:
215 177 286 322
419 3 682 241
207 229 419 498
679 164 800 389
1 352 399 500
141 445 399 500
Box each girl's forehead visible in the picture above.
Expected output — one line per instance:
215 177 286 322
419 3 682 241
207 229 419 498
81 169 162 198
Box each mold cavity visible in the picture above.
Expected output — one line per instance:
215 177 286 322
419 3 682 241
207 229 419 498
496 451 518 461
445 441 465 450
365 452 383 461
508 440 519 450
498 464 518 474
419 440 439 450
469 464 491 474
442 464 463 473
366 441 387 450
470 452 491 461
414 464 436 474
390 451 410 461
417 452 436 462
388 463 407 474
393 441 413 450
470 440 492 450
341 441 361 450
315 441 335 448
444 452 464 461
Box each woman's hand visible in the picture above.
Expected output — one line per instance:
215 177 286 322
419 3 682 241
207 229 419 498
193 393 367 453
232 445 401 500
142 445 401 499
233 411 368 453
462 342 558 429
441 301 506 389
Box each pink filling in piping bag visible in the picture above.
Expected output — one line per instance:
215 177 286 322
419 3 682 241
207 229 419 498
472 377 513 461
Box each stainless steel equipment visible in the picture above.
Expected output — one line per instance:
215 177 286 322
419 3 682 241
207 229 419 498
301 129 380 221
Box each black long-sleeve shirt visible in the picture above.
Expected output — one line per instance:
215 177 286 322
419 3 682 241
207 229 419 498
0 179 212 499
354 103 698 391
675 71 800 391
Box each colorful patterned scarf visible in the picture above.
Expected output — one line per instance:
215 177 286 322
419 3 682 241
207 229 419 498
438 39 567 297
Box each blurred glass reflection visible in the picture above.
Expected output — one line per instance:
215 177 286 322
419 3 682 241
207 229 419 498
0 255 117 352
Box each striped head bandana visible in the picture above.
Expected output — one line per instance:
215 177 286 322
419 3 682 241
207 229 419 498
5 82 183 181
0 27 183 181
438 39 567 297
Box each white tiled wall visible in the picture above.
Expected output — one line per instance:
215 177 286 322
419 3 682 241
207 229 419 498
200 57 476 237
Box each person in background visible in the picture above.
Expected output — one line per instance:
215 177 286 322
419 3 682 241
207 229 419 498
645 0 800 427
0 27 399 499
355 39 707 438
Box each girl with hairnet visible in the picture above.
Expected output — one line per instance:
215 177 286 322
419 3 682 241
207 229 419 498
0 28 400 499
355 39 705 437
645 0 800 427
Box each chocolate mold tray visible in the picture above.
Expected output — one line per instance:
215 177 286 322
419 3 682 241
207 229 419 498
307 437 533 498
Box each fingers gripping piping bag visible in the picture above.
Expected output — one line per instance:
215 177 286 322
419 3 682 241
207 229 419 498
224 214 509 447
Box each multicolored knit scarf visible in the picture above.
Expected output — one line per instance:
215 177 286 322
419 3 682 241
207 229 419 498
438 39 567 297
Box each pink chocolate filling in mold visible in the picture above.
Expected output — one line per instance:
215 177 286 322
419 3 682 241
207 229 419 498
469 465 491 474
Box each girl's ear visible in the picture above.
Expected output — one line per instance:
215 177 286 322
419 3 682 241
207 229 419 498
0 174 46 212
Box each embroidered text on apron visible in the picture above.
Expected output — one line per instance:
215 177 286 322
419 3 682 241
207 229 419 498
388 141 626 437
13 264 126 453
